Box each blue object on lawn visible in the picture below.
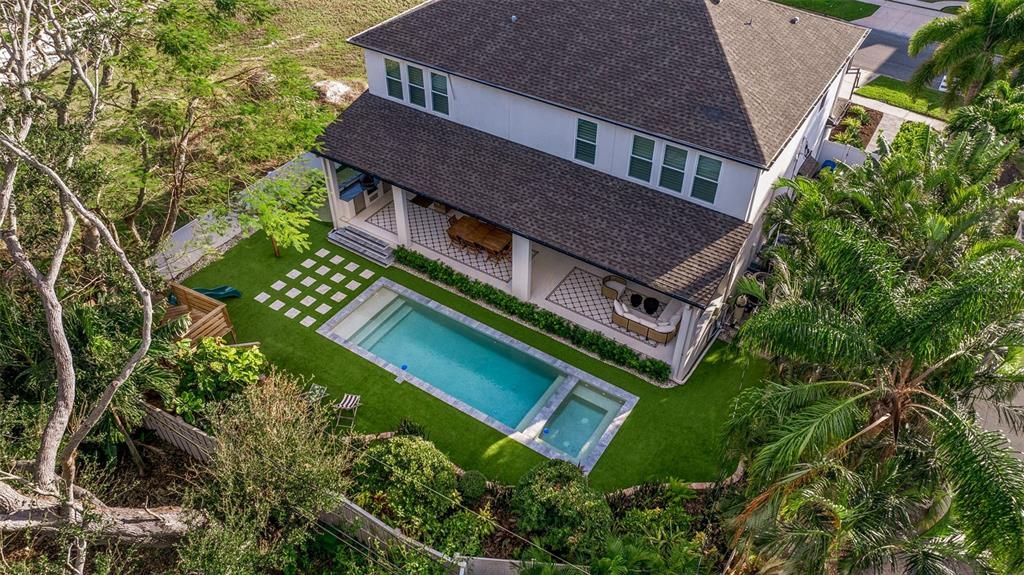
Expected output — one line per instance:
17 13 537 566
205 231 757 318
167 286 241 306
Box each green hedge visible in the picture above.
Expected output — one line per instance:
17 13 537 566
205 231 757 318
394 247 671 381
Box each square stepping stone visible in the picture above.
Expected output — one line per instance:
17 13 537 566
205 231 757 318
330 255 343 265
286 287 301 298
269 300 284 311
254 292 270 303
315 303 332 315
330 272 345 283
344 262 359 272
301 258 316 268
345 280 361 291
359 269 375 279
300 315 316 327
271 280 286 291
331 292 347 303
300 276 315 287
315 265 330 276
300 295 316 307
284 307 300 319
315 248 330 257
315 283 331 295
286 269 301 279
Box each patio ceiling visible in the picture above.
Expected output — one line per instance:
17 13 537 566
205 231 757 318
317 94 753 307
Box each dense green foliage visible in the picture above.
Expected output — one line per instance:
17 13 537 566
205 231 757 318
237 170 327 257
172 338 266 424
351 436 494 555
909 0 1024 104
511 460 613 559
888 120 937 152
178 371 351 574
948 80 1024 143
352 436 460 537
728 128 1024 573
394 247 672 381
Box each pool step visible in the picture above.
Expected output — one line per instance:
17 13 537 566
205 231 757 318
327 226 394 266
353 299 412 350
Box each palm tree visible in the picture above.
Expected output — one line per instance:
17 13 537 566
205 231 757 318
948 80 1024 143
727 130 1024 574
909 0 1024 104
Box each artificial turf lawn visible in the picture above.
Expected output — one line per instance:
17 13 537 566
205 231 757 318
186 222 768 491
770 0 879 21
855 76 953 121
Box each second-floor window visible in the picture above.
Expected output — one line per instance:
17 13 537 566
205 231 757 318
628 136 655 181
385 58 403 99
431 73 449 115
658 145 687 193
407 66 426 107
692 156 722 203
574 119 598 164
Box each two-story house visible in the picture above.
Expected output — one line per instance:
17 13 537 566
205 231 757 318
315 0 867 383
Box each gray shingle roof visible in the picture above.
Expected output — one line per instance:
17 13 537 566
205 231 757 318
318 94 753 306
349 0 866 168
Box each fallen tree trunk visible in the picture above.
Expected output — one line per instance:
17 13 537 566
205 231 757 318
0 481 200 547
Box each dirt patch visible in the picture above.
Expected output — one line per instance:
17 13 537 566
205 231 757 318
830 104 884 149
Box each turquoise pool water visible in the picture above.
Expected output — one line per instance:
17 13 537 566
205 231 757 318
350 297 561 428
541 395 607 457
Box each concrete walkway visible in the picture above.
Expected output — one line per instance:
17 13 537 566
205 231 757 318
852 94 947 151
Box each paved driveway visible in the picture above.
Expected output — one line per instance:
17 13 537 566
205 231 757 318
852 3 950 84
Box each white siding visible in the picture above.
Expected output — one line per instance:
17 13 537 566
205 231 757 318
745 63 848 221
364 49 763 222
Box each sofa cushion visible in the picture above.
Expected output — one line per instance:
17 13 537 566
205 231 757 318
606 280 626 294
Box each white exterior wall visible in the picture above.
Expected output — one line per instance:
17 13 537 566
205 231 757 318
365 50 762 222
745 64 848 221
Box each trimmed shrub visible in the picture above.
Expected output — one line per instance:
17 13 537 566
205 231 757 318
457 470 488 504
511 460 612 559
352 436 459 538
394 247 671 381
890 120 935 153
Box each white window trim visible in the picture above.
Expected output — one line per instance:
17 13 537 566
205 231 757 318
428 70 451 116
384 58 404 101
689 155 722 206
656 144 690 195
382 57 451 117
406 64 427 108
627 134 657 184
622 131 720 206
572 117 599 166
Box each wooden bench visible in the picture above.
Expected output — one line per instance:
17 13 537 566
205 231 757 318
165 283 237 344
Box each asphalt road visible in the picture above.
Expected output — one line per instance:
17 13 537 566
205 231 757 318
853 28 938 83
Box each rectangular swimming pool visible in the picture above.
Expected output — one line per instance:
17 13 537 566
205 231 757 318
319 279 638 469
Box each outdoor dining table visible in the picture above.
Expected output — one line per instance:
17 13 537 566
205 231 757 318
448 216 511 257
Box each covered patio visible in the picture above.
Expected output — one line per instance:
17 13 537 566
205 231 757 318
343 187 695 366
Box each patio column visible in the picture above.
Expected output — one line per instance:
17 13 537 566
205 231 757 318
511 234 532 299
670 305 703 381
321 157 352 227
392 185 411 247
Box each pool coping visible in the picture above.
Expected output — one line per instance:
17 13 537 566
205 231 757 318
317 278 639 472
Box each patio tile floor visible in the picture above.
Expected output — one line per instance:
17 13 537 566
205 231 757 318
366 200 513 282
546 267 664 347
